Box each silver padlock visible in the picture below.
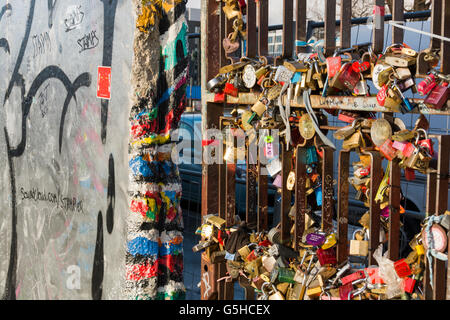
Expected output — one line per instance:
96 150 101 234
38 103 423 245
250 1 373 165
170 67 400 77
261 282 285 300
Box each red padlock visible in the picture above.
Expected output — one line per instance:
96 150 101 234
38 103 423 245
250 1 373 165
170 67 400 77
338 112 356 123
394 258 412 278
338 63 360 90
417 73 436 96
403 277 416 294
424 83 449 110
317 247 337 266
341 270 366 286
214 91 226 103
416 128 434 156
326 56 342 78
339 282 353 300
378 139 396 161
352 61 370 73
404 167 415 181
392 140 415 158
377 84 388 106
223 82 238 97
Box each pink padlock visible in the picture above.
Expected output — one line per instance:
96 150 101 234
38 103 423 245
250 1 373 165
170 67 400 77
417 73 436 96
392 140 415 158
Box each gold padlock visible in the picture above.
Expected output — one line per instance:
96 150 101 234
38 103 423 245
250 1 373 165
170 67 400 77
251 100 267 117
286 171 296 191
342 131 363 150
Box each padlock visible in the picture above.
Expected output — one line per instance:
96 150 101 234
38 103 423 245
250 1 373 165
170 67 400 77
394 259 412 278
370 118 392 146
274 65 294 84
376 84 388 106
284 60 308 73
417 73 437 96
392 129 416 142
338 62 360 91
372 63 393 90
349 228 369 256
286 171 296 191
278 267 296 284
223 78 239 97
262 255 277 273
385 53 416 68
326 56 342 78
378 139 396 161
263 135 275 159
416 128 434 156
392 140 415 158
353 72 369 96
251 99 267 117
298 113 316 140
317 247 337 266
342 130 363 150
261 282 285 300
242 64 257 89
394 67 411 80
206 74 227 92
424 83 449 110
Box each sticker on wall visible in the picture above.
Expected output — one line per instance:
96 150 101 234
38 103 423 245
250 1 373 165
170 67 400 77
97 66 111 99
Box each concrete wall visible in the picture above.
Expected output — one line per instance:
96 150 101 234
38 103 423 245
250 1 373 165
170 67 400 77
0 0 135 300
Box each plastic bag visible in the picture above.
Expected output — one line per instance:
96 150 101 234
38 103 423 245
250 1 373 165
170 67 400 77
372 244 404 299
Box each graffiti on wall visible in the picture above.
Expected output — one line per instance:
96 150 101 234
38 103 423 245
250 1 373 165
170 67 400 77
0 0 131 300
125 0 188 300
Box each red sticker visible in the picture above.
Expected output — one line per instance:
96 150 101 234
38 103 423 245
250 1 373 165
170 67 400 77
97 66 112 99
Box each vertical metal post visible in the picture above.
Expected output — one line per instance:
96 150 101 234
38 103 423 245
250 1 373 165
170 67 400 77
337 150 350 264
391 0 404 43
324 0 337 56
321 146 334 233
281 0 294 61
431 0 443 50
246 147 258 230
388 159 401 261
434 135 450 300
296 0 307 54
340 0 351 49
442 0 450 73
246 0 257 58
201 0 224 301
373 0 385 54
362 151 382 265
257 0 269 57
423 171 437 300
294 147 307 251
281 144 293 244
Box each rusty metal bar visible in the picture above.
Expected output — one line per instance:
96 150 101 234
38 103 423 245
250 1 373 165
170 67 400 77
294 147 307 251
442 0 450 73
337 150 350 264
340 0 351 49
257 0 269 57
296 0 307 54
201 252 219 300
363 150 382 266
219 1 228 67
281 144 293 244
324 0 337 56
246 148 258 230
281 0 294 60
257 153 268 233
373 0 385 54
246 0 257 57
391 0 404 44
423 171 437 300
433 135 450 300
387 159 401 261
321 146 334 233
225 141 236 228
431 0 443 50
